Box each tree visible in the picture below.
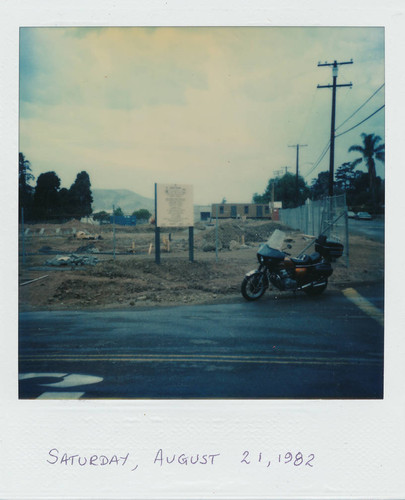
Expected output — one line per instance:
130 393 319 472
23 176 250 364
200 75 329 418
113 206 124 217
335 162 357 192
132 209 151 220
344 171 384 211
93 211 111 223
33 171 61 220
348 133 385 207
253 173 310 208
19 153 35 220
311 171 329 200
57 188 72 218
69 171 93 218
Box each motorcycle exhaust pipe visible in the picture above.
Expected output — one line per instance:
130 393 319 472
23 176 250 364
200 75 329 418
300 281 327 290
312 281 327 287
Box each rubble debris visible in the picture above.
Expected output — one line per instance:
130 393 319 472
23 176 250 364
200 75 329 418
229 240 240 251
200 220 291 250
45 254 99 267
75 243 100 253
203 242 221 252
75 230 102 240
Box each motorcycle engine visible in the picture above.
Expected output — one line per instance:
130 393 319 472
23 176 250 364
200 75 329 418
271 270 297 291
282 277 297 290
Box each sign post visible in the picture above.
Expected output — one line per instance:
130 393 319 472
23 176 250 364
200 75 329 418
154 183 194 264
154 184 161 264
189 226 194 262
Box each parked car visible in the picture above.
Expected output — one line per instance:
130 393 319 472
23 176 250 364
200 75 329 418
355 211 372 220
347 211 356 218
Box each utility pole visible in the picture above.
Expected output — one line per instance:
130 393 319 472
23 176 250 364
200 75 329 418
288 144 307 206
317 59 353 196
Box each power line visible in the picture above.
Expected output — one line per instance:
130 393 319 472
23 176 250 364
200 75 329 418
303 104 384 182
304 83 385 184
335 105 385 137
303 142 330 180
302 138 331 176
336 83 385 131
303 104 384 181
303 83 384 181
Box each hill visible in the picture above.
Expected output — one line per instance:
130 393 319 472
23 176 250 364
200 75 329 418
92 189 154 214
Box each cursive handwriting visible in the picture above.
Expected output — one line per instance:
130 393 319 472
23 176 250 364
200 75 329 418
46 448 315 472
47 448 132 468
153 448 220 466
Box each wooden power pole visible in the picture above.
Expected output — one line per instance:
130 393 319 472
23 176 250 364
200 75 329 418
317 59 353 196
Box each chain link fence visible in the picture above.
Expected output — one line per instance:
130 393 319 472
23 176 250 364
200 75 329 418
279 194 349 265
19 209 156 268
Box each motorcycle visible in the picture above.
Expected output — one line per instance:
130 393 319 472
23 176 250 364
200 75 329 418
241 229 343 301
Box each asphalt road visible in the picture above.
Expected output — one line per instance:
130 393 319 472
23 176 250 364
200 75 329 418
19 283 384 400
348 217 384 242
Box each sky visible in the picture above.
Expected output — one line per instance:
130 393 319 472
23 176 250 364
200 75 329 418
19 26 385 206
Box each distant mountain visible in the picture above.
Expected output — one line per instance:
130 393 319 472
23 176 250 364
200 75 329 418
92 189 154 214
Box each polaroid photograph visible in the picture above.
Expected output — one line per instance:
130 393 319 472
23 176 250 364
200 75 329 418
1 1 404 499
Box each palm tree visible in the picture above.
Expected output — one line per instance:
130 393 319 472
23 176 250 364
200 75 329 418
348 133 385 206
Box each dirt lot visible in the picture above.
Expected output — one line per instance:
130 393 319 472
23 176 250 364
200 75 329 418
19 219 384 311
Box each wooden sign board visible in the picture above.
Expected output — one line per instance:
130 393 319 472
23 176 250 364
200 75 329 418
155 183 194 228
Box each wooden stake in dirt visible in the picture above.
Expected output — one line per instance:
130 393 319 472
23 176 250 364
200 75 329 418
148 243 153 255
162 237 170 252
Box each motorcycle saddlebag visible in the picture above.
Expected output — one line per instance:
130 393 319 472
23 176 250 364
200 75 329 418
314 261 333 277
315 237 344 260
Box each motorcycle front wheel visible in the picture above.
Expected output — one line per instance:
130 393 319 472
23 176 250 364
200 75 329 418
241 272 267 301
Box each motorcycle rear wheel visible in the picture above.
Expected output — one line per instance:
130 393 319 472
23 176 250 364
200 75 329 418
241 273 266 301
304 280 328 296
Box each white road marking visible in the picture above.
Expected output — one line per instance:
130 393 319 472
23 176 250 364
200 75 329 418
37 392 85 400
19 372 67 380
19 373 103 399
40 374 103 388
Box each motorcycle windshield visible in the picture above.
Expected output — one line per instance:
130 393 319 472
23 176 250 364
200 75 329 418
266 229 286 251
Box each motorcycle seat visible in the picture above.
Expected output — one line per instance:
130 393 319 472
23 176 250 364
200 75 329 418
309 251 321 263
291 255 311 264
291 252 321 265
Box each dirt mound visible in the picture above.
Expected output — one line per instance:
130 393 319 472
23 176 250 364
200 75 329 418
198 220 291 249
19 220 384 311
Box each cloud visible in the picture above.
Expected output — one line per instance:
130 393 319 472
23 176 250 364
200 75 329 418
19 26 385 204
